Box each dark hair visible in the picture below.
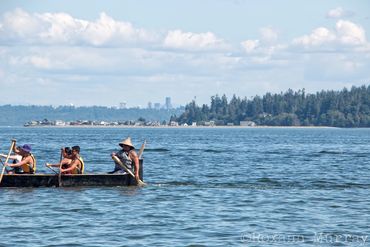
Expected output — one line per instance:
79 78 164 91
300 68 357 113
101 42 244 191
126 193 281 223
71 146 80 153
64 147 72 155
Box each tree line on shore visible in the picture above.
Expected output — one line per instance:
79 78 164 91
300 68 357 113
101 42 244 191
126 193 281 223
171 85 370 127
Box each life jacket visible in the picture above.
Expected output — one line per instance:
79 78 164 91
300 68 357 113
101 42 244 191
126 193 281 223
71 156 84 174
21 154 36 174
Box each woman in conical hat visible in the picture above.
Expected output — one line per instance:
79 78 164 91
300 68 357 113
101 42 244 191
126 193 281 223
110 137 139 180
119 137 135 149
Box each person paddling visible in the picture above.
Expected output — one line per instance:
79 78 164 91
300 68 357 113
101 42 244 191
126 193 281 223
59 146 84 174
0 146 22 173
46 147 73 171
4 143 36 174
110 137 140 181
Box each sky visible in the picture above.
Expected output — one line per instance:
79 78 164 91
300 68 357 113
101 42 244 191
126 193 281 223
0 0 369 107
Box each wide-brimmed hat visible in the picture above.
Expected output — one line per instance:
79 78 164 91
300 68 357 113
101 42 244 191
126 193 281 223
119 137 135 149
20 144 32 153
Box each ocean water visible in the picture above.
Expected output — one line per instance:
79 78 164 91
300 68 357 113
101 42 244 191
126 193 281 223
0 127 369 246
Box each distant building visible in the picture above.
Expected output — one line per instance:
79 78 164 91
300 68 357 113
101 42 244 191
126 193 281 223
204 121 215 127
240 121 256 127
170 121 179 126
54 120 66 126
165 97 172 109
154 103 161 110
148 102 152 109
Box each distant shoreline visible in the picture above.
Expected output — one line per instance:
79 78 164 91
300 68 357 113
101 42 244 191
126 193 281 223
20 125 340 129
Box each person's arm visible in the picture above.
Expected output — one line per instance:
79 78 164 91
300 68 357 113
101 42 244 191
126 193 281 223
60 159 78 173
13 145 21 155
0 154 18 160
47 163 63 167
130 151 140 180
112 150 122 158
6 156 31 168
46 164 55 167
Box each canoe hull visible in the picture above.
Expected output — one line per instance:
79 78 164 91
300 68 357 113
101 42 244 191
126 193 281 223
0 173 138 187
0 160 144 188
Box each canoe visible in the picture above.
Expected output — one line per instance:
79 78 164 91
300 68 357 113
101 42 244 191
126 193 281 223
0 160 143 188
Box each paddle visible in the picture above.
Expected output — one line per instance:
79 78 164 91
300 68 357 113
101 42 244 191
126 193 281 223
58 149 63 187
45 163 58 174
112 155 146 186
0 158 5 167
0 139 16 185
138 140 146 159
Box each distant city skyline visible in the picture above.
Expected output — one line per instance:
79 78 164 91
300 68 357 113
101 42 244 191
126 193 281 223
120 96 176 109
0 1 369 106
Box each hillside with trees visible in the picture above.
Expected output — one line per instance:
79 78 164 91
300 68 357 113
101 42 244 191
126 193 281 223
172 85 370 127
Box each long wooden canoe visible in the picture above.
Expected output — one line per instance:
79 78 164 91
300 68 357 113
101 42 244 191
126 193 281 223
0 160 143 188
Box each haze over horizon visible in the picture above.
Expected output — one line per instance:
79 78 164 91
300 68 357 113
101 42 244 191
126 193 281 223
0 0 369 107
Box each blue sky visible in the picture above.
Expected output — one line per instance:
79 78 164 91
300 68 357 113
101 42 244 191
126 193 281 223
0 0 369 107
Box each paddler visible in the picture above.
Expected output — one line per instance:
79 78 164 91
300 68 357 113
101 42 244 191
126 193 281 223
110 137 140 181
59 146 84 174
0 146 22 173
46 147 73 171
4 143 37 174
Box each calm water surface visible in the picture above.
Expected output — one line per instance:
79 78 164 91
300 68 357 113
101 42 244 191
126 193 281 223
0 127 369 246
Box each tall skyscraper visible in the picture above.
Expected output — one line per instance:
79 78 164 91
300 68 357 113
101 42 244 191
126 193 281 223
165 97 172 109
147 102 152 109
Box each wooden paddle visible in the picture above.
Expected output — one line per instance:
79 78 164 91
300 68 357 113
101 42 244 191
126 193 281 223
45 163 58 174
112 155 146 186
0 157 5 167
58 149 63 187
138 140 146 159
0 139 16 185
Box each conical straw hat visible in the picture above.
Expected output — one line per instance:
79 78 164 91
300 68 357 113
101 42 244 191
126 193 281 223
119 137 135 149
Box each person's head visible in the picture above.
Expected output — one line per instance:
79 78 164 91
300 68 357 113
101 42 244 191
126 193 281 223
119 137 135 151
71 146 80 155
20 144 32 155
64 147 72 155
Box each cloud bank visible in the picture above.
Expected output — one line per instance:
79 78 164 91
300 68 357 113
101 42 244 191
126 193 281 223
0 8 369 106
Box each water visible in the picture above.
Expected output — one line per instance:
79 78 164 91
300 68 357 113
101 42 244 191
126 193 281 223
0 127 370 246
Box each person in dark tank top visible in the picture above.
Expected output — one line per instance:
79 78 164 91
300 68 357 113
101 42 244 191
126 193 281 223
110 137 140 181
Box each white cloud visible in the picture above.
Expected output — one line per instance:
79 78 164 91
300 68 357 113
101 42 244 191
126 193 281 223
326 7 353 19
259 27 279 44
81 12 157 46
336 20 366 45
163 29 227 51
37 12 88 45
0 9 158 47
293 27 336 46
1 8 43 42
29 56 51 69
0 8 369 106
293 20 367 48
240 27 280 57
241 39 259 53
